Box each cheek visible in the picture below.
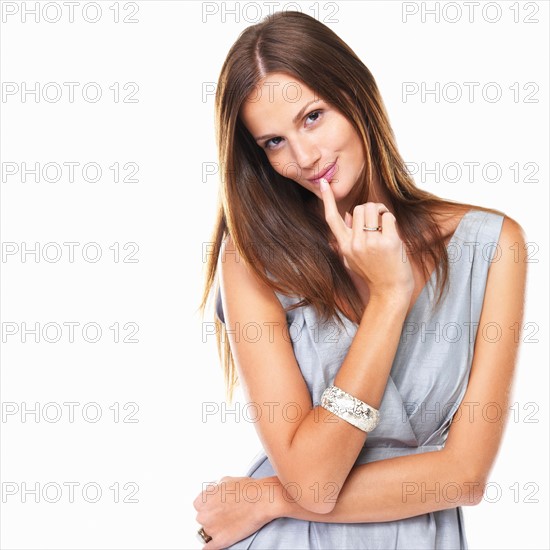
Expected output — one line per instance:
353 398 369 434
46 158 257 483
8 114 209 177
325 120 356 151
340 124 360 147
338 130 364 162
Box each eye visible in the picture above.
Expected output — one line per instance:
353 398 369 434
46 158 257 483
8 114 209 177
306 110 322 123
263 137 283 149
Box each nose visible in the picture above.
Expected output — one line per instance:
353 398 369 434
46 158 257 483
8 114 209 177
292 137 321 177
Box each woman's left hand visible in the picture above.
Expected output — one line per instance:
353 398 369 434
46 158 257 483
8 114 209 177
193 476 278 549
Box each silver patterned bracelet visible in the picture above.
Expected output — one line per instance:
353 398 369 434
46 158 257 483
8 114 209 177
320 385 380 433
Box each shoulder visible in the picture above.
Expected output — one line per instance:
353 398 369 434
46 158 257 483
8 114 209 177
482 213 528 311
491 212 528 280
498 214 527 248
220 233 267 283
219 233 286 321
220 233 255 279
220 232 256 285
467 208 528 270
441 205 524 246
475 210 527 262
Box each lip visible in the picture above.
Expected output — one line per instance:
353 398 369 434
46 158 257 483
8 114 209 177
308 160 338 184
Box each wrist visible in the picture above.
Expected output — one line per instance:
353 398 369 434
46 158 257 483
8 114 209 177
260 476 292 521
366 292 410 314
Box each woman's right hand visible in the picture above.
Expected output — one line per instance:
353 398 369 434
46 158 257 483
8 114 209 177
319 178 415 302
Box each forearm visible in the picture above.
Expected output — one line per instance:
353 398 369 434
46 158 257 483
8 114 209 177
265 448 482 523
285 296 410 509
332 295 409 409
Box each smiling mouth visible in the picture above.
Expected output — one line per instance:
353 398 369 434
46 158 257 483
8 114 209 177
308 160 338 184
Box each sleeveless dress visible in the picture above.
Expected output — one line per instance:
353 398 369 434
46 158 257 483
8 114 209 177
215 209 505 550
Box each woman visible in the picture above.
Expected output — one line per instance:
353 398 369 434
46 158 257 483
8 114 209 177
194 11 527 550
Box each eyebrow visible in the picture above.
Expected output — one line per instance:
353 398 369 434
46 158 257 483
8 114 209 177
254 99 321 142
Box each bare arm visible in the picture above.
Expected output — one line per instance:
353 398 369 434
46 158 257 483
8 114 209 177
220 230 410 514
255 215 527 522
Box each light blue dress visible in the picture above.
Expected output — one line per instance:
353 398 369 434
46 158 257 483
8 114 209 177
215 209 504 549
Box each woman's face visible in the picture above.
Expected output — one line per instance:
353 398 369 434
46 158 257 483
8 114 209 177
239 72 366 217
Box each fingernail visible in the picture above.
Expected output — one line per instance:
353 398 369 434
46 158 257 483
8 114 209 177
320 178 328 192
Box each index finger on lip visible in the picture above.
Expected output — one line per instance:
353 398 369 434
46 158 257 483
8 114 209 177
320 177 347 242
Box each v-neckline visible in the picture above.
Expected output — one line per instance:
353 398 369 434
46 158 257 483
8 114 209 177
344 208 475 326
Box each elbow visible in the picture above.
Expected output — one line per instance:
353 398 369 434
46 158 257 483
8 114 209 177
294 495 337 515
307 497 337 515
446 449 488 507
460 474 487 507
279 474 340 515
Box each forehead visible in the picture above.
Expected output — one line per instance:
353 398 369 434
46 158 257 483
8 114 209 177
239 72 317 126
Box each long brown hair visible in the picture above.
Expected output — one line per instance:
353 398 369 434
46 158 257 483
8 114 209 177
199 11 505 403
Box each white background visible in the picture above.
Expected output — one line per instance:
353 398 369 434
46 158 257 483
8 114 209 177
0 1 548 549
